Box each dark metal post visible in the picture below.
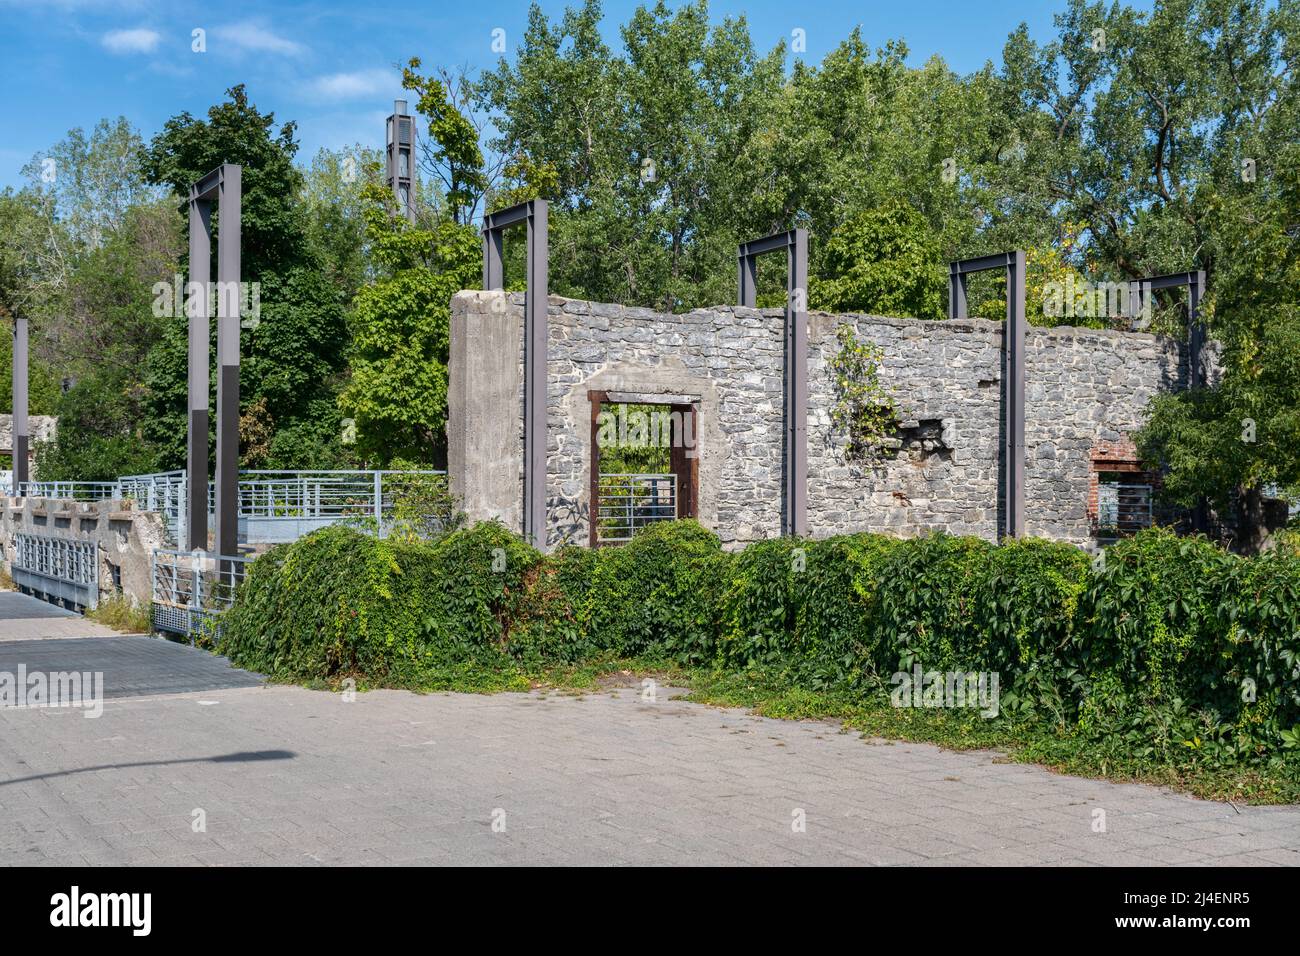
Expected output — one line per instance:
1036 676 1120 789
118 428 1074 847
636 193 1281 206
1130 269 1211 532
1004 250 1027 539
187 164 242 557
787 229 808 537
186 188 212 551
738 229 809 537
481 199 549 549
524 201 548 550
11 314 28 490
482 227 504 290
214 166 241 565
947 268 967 320
1187 269 1207 389
948 251 1027 538
738 248 758 308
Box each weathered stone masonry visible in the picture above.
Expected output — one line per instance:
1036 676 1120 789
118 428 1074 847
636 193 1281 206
448 290 1186 550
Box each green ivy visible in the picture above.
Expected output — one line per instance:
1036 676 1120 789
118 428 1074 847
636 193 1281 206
218 521 1300 764
827 324 900 461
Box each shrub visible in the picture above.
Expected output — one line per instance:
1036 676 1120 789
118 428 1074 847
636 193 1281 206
976 536 1091 718
218 521 540 685
216 519 1300 765
586 520 729 664
1075 529 1300 755
872 533 997 674
719 533 899 689
797 533 899 688
1082 529 1233 706
720 537 803 669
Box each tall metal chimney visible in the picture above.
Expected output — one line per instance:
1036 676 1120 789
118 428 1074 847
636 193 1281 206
385 99 417 222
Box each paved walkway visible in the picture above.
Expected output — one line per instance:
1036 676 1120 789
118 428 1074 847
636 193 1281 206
2 646 1298 865
0 591 121 640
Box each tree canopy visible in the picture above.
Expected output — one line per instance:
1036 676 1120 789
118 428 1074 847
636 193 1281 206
2 0 1296 547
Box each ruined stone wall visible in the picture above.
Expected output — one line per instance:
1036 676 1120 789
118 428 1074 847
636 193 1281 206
1 496 166 608
448 291 1186 550
807 313 1186 545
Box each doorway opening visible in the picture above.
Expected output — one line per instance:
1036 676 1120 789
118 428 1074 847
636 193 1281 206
588 390 699 546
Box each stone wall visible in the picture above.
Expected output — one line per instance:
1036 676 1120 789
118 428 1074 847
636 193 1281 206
0 414 57 455
807 313 1186 545
0 496 166 608
448 291 1187 550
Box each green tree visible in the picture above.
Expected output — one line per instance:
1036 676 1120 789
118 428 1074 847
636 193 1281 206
140 85 349 470
301 144 383 302
403 60 492 226
812 204 945 318
338 180 479 464
480 0 785 310
32 368 157 481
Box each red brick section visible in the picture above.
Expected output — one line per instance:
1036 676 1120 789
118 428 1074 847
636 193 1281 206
1087 438 1157 525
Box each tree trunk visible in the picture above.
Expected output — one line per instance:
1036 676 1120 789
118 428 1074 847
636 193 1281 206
1234 484 1269 555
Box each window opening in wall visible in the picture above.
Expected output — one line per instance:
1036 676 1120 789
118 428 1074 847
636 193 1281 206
893 419 951 465
1094 470 1153 544
588 392 698 546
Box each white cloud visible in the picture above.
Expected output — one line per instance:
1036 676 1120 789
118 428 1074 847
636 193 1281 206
101 27 161 54
213 20 305 57
307 69 397 101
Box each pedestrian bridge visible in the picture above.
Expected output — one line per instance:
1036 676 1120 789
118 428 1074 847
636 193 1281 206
3 469 445 641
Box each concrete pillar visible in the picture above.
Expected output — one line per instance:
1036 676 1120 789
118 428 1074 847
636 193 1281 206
447 291 524 532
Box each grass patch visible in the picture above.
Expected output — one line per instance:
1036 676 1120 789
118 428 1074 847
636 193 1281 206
86 596 152 634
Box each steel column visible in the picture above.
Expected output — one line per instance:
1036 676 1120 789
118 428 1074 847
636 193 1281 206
187 164 242 557
949 251 1027 538
1131 268 1209 531
11 313 28 489
482 199 549 549
1004 250 1026 539
186 192 211 550
1187 269 1207 389
738 228 808 537
213 165 241 565
946 271 967 321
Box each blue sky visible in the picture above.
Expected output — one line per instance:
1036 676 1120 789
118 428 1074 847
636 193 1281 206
0 0 1115 190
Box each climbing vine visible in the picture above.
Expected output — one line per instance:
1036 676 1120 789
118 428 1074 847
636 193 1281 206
828 324 899 460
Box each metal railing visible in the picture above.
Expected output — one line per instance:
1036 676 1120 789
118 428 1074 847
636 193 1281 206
212 470 448 543
13 469 446 546
151 548 253 643
595 473 677 545
11 532 99 610
17 480 119 500
1095 482 1154 543
117 470 187 543
224 470 407 519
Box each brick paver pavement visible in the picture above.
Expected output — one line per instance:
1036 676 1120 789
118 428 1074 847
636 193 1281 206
3 673 1298 866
